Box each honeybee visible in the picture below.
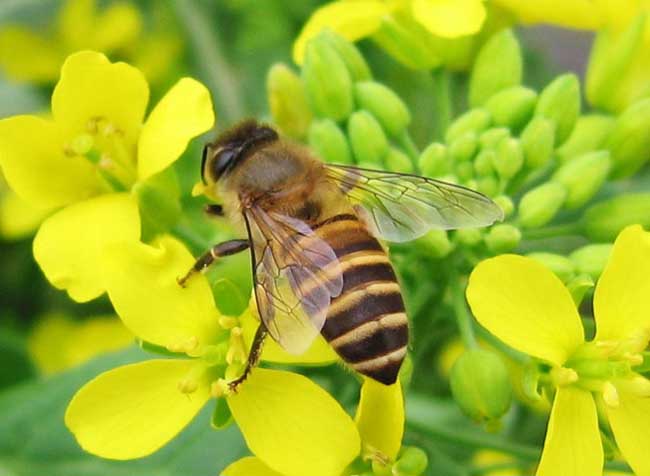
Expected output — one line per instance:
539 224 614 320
180 119 503 387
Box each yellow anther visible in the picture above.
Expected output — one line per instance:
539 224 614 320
230 327 243 338
211 379 231 398
629 375 650 398
555 367 579 386
219 315 238 330
166 336 199 355
603 381 620 408
69 134 95 156
623 352 644 366
595 340 618 354
177 378 199 394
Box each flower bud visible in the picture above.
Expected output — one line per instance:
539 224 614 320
354 81 411 137
469 29 522 107
319 30 372 81
302 38 353 121
476 176 498 197
493 137 524 181
454 228 482 246
479 127 510 150
570 244 613 280
373 16 440 70
348 110 389 165
450 349 512 423
473 149 495 176
493 195 514 218
605 98 650 178
534 74 580 145
449 132 478 163
556 114 615 164
484 224 521 253
419 143 449 177
445 108 491 144
385 147 414 173
485 86 537 130
308 118 353 164
581 193 650 241
413 230 454 258
133 169 181 239
518 182 567 228
527 252 575 282
552 151 611 209
267 63 312 139
567 274 595 306
393 446 428 476
520 117 555 169
456 162 474 182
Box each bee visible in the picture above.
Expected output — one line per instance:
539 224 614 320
179 119 503 388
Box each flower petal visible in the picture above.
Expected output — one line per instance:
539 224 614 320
491 0 601 29
0 26 61 82
33 193 140 302
0 189 52 240
355 378 404 460
92 2 142 52
137 77 214 181
52 51 148 145
537 386 602 476
293 1 390 64
594 225 650 344
102 235 221 350
228 368 360 476
222 457 284 476
65 359 210 459
467 255 584 365
606 380 650 476
412 0 486 38
0 116 102 208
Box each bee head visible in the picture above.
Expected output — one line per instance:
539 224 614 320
201 119 279 185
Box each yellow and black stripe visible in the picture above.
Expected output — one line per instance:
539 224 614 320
314 213 409 385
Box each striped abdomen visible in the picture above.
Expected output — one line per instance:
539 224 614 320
316 214 408 385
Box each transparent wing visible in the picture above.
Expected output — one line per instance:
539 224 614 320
243 207 343 354
326 164 504 242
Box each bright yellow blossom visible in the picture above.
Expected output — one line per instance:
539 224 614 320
467 225 650 476
0 181 52 240
66 235 360 476
0 50 214 302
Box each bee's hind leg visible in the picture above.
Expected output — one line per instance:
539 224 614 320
228 325 268 392
177 239 249 287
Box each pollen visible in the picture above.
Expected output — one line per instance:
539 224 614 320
555 367 579 386
602 381 620 408
218 315 238 329
211 378 231 398
167 335 199 354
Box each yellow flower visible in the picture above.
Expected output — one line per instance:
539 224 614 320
0 177 52 240
0 0 141 83
293 0 487 69
0 50 214 302
65 235 360 476
467 225 650 476
27 313 132 375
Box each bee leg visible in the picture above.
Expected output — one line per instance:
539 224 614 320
228 325 267 392
204 204 224 216
177 239 249 287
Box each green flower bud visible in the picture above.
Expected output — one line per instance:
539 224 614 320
520 117 555 169
267 63 312 139
556 114 615 164
318 30 372 81
393 447 428 476
484 224 521 253
450 349 512 423
354 81 411 137
474 149 495 176
133 168 181 240
534 74 581 145
493 195 515 218
302 38 353 121
485 86 537 130
518 182 567 228
385 147 414 173
581 193 650 241
605 98 650 178
413 230 454 258
527 252 575 282
469 29 522 107
493 137 524 180
449 132 478 163
479 127 510 150
456 162 474 182
308 118 353 164
566 274 595 306
419 143 449 177
476 176 498 197
372 16 440 70
348 110 389 165
552 151 611 209
570 244 613 280
454 228 483 246
445 108 491 144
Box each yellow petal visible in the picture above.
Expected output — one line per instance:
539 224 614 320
65 359 210 459
33 193 140 302
412 0 486 38
0 189 52 240
537 387 602 476
137 77 214 181
240 308 338 364
52 51 149 146
355 378 404 460
228 368 360 476
0 115 102 208
222 457 284 476
92 2 142 52
467 255 584 366
293 1 390 64
0 26 62 82
491 0 602 29
102 235 221 351
606 381 650 476
594 225 650 345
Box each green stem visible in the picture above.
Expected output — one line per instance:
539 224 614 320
397 130 420 165
521 222 582 240
450 275 477 348
431 68 452 141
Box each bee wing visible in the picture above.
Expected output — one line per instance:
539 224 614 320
243 207 343 354
325 164 504 242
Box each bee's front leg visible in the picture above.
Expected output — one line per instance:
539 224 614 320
228 325 267 392
177 239 249 287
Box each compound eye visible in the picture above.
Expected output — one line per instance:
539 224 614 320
211 147 237 180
